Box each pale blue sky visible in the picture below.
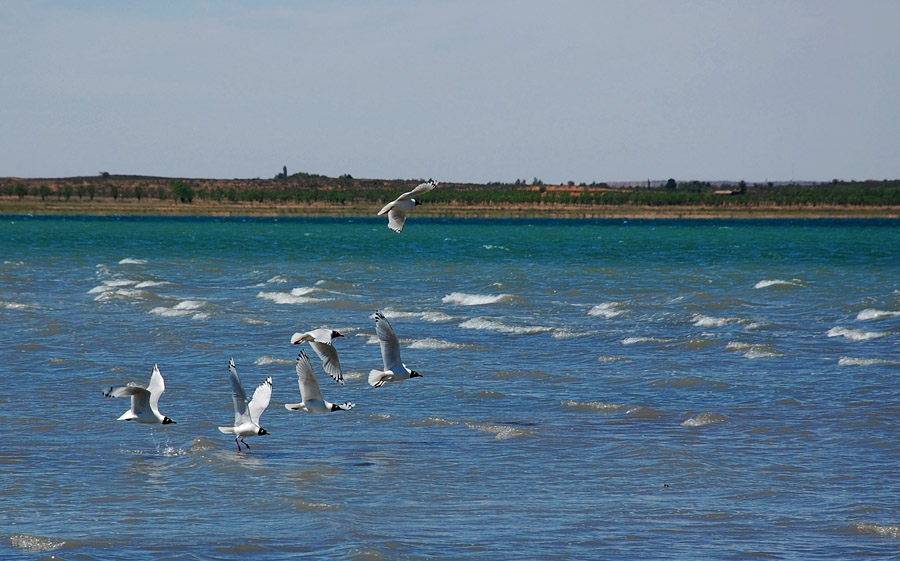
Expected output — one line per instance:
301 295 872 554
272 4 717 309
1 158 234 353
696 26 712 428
1 1 898 183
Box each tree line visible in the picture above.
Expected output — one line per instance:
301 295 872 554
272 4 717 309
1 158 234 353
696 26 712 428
2 174 899 208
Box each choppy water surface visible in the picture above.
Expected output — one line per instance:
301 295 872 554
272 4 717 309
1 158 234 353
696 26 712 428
1 216 898 560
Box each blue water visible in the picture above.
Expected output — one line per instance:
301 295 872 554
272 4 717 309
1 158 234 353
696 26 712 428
1 216 898 560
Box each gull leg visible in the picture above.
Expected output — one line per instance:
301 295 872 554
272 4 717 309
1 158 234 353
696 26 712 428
235 437 242 453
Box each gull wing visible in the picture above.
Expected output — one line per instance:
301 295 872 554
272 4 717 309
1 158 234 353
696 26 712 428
374 310 403 372
295 351 324 402
387 209 408 233
308 341 343 385
147 364 165 416
398 180 437 202
248 376 273 426
228 358 250 426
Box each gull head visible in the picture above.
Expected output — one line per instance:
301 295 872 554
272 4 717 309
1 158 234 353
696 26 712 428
257 428 269 436
410 371 423 378
332 330 344 339
162 416 177 425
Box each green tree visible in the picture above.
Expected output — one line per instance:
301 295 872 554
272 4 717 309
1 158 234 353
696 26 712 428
665 178 677 191
134 185 143 201
39 185 50 201
63 185 73 201
171 181 194 203
15 184 27 199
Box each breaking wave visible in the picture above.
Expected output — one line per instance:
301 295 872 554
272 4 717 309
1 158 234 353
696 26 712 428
563 400 628 413
409 338 467 350
257 287 330 305
856 308 900 321
118 258 147 265
754 279 801 289
838 357 900 366
848 522 900 540
681 412 729 427
622 336 675 345
588 302 626 318
692 314 743 327
459 317 554 335
827 326 889 341
9 534 66 552
464 421 535 440
150 300 206 318
442 292 512 306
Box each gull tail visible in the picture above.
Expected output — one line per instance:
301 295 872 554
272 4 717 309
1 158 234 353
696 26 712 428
368 370 388 388
217 426 235 434
284 403 304 411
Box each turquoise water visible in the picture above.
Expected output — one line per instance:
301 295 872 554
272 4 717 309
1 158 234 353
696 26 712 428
1 216 898 560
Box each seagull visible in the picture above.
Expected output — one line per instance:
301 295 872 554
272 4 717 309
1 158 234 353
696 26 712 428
369 310 423 387
218 358 272 452
377 179 437 233
285 351 355 413
103 363 176 425
290 328 344 384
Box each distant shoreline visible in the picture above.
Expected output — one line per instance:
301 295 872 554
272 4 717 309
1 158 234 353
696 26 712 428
1 198 897 219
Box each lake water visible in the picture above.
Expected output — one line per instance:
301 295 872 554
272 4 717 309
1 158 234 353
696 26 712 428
1 216 898 560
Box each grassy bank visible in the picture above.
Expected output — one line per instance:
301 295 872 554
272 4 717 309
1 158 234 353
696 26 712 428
1 196 897 219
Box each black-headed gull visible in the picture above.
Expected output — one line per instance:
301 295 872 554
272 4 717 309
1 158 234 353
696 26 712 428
285 351 355 413
377 179 437 233
369 310 423 387
290 328 344 384
218 358 272 452
103 363 176 425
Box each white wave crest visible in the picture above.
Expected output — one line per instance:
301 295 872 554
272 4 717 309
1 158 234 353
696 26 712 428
754 279 801 289
408 338 466 350
380 309 455 322
255 355 294 366
257 291 327 305
242 317 271 326
0 300 38 310
692 314 741 327
459 317 553 335
10 534 66 552
150 300 205 317
551 328 596 339
857 308 900 321
726 341 783 359
563 400 628 413
838 357 900 366
464 422 534 440
442 292 512 306
118 258 147 265
482 244 509 251
850 522 900 540
827 326 889 341
588 302 626 318
134 280 170 288
681 412 728 427
267 275 290 284
622 336 674 345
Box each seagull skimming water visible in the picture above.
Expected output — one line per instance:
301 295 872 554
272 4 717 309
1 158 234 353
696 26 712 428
218 358 272 452
285 351 355 413
290 328 344 384
369 310 423 387
103 364 176 425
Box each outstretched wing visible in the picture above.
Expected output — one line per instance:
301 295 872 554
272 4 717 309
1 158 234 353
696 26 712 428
105 383 151 415
374 310 403 372
295 351 324 402
248 376 273 425
228 358 250 425
308 341 343 385
386 209 408 233
398 180 437 201
147 364 165 415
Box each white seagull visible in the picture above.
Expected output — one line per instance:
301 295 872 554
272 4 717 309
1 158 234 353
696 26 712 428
377 179 438 233
103 364 176 425
285 351 355 413
290 328 344 384
369 310 423 388
218 358 272 452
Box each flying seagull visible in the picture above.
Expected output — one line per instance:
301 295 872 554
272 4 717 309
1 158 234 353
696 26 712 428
377 179 438 233
290 328 344 384
285 351 355 413
218 358 272 452
103 363 176 425
369 310 423 387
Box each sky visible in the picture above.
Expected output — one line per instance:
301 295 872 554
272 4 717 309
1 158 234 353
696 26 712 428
1 1 898 184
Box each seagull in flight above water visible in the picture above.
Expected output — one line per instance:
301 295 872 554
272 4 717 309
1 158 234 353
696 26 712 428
218 358 272 452
103 363 176 425
290 328 345 385
377 179 438 233
285 351 355 413
369 310 423 388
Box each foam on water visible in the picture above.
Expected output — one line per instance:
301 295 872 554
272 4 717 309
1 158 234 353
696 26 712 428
754 279 802 289
255 355 295 366
464 421 535 439
838 357 900 366
459 317 554 335
380 309 455 322
726 341 784 359
257 290 329 305
134 280 170 288
408 338 467 350
563 400 629 413
150 300 206 317
118 258 148 265
9 534 66 552
681 412 729 427
588 302 626 318
0 300 39 310
442 292 512 306
692 314 743 327
622 336 675 345
827 326 890 341
856 308 900 321
848 522 900 540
